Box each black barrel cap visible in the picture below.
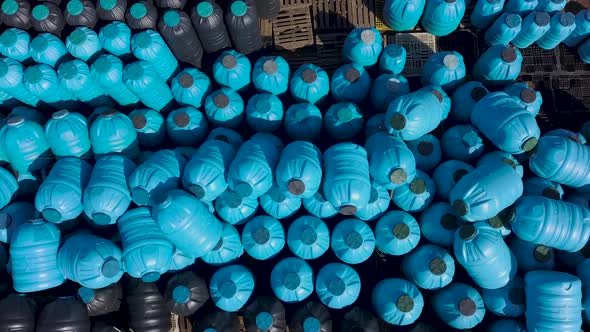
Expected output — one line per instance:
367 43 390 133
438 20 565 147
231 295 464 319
389 113 407 130
453 169 469 182
520 88 537 103
458 298 476 316
522 137 538 152
288 179 306 196
441 214 460 230
542 187 561 200
410 178 427 195
174 112 190 128
132 114 147 129
178 73 194 88
459 224 476 240
340 205 357 216
453 200 469 217
533 245 553 263
345 68 361 83
501 48 517 63
418 141 434 156
214 93 230 108
222 55 237 69
263 60 278 74
429 258 447 275
470 87 488 101
302 69 317 83
390 168 408 184
396 295 414 313
393 223 410 239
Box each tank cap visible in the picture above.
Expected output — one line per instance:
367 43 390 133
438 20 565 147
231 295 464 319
101 257 121 278
445 0 457 3
173 285 191 304
141 272 160 282
458 298 476 316
453 169 468 182
256 312 273 330
389 168 408 184
196 2 214 17
214 134 229 143
389 113 407 130
214 93 230 108
189 184 206 199
92 212 112 225
1 0 19 15
302 69 317 83
418 141 434 156
345 231 363 249
222 54 237 69
235 182 253 198
340 205 357 216
459 224 477 240
101 108 118 117
431 89 443 102
52 109 70 119
288 179 306 196
263 60 278 74
301 226 317 245
59 61 81 79
219 281 237 298
32 4 50 21
521 137 538 152
337 106 355 122
507 286 525 305
360 29 376 44
174 112 190 128
231 0 248 16
559 12 575 26
163 10 181 27
212 238 223 251
533 245 553 263
0 29 17 47
0 213 12 229
534 11 551 26
132 114 147 129
223 190 242 208
453 200 469 217
386 78 402 91
501 48 517 63
542 187 561 200
396 295 414 313
131 187 150 205
177 73 194 89
130 3 147 19
345 67 361 83
77 287 95 304
100 0 118 10
470 87 488 101
284 272 301 290
443 54 459 70
441 214 460 230
328 278 346 296
393 223 410 239
43 208 62 223
410 178 427 195
303 317 321 332
505 14 522 28
253 228 270 245
429 257 447 275
67 0 85 16
7 115 25 126
520 88 537 103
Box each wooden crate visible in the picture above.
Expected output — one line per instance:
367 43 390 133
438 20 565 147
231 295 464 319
273 4 315 50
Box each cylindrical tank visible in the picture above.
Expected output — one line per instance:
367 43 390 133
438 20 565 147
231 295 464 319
91 54 140 106
406 135 442 172
563 10 590 47
392 170 436 212
242 215 285 260
275 141 322 199
171 68 212 109
315 263 360 309
164 271 209 316
36 297 90 332
214 189 259 225
31 2 65 37
383 0 425 31
287 215 330 260
431 283 485 330
243 296 286 332
375 210 420 256
290 301 332 332
77 282 122 316
302 189 338 219
511 237 555 273
379 44 406 74
245 93 283 132
96 0 127 21
209 264 255 312
252 56 290 95
89 109 139 159
342 28 382 66
504 82 542 116
284 103 323 141
523 176 564 199
131 29 179 82
324 102 363 141
331 218 375 264
512 11 550 48
441 125 484 162
0 294 36 331
0 28 31 62
477 150 524 177
124 61 173 112
202 222 244 265
421 0 465 36
58 60 112 107
193 310 240 331
484 13 522 46
290 64 330 105
23 64 77 109
370 74 410 112
372 278 424 326
0 58 40 107
271 257 314 303
125 279 171 332
213 50 252 92
98 21 131 58
125 1 157 30
504 0 538 15
421 51 466 90
0 0 32 30
0 201 34 243
190 0 231 53
471 0 504 29
66 27 102 62
420 202 463 247
204 87 244 128
473 45 522 87
482 276 525 317
64 0 97 28
225 0 263 54
166 107 208 146
0 167 17 210
159 9 203 68
451 82 489 123
0 115 52 174
44 110 91 158
355 183 390 221
432 160 473 201
129 109 166 148
403 244 454 290
536 12 576 50
259 185 301 219
330 63 370 103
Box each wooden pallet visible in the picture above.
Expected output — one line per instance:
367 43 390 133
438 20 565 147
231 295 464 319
259 18 274 48
346 0 376 27
313 0 353 30
273 4 315 50
383 32 437 77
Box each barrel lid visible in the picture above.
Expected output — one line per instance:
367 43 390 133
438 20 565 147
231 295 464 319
288 179 306 196
396 295 414 313
1 0 18 15
386 78 402 91
32 4 50 21
255 312 273 330
7 115 24 126
78 287 95 304
410 178 427 195
101 257 121 278
254 228 270 245
389 168 408 184
134 32 153 48
101 108 118 117
521 137 538 152
92 212 112 225
214 134 229 143
501 48 517 63
214 93 230 108
131 187 150 205
360 29 375 44
559 12 575 26
542 187 561 199
52 109 70 119
69 29 88 45
533 245 553 262
443 54 459 70
59 61 81 79
340 205 357 216
196 2 214 17
177 73 194 88
453 200 469 217
328 278 345 296
389 113 407 130
458 224 476 240
256 98 272 114
345 231 363 249
231 1 248 16
142 272 161 282
220 281 237 298
212 238 224 251
100 0 118 10
223 190 243 208
67 0 85 16
0 213 12 229
130 3 147 19
445 0 457 3
470 87 487 101
0 29 17 47
189 184 206 199
393 223 410 239
263 60 278 74
235 182 253 197
345 67 361 83
520 88 537 103
301 226 317 245
302 69 317 83
534 11 551 26
163 10 181 27
132 114 147 129
24 66 44 84
303 317 321 332
93 56 114 72
42 208 62 223
452 169 468 182
507 286 524 305
284 272 301 290
441 214 460 230
173 285 191 304
458 298 476 316
429 258 447 275
505 14 521 28
336 106 355 122
462 131 481 148
418 141 434 156
431 89 443 102
174 112 190 128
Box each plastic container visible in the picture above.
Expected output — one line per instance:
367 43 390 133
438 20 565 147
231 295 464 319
420 202 463 247
331 218 375 264
364 113 387 138
471 0 505 29
287 215 330 260
315 263 360 309
375 210 420 256
504 0 538 15
485 13 522 46
131 29 179 82
503 82 542 116
488 319 527 332
245 93 283 132
372 278 423 326
0 294 36 331
512 11 551 48
0 201 34 243
431 283 485 330
89 109 139 159
330 63 370 103
204 87 244 128
36 297 90 332
164 271 209 316
370 74 410 112
421 51 466 90
64 0 97 28
342 28 382 66
302 189 338 219
159 9 203 68
0 0 32 30
213 50 251 92
209 264 255 312
58 60 112 107
259 185 301 219
66 27 102 62
284 103 323 141
441 125 484 162
193 310 240 331
406 135 442 172
392 170 436 212
129 109 166 148
290 64 330 104
157 0 187 9
44 110 91 158
191 0 231 53
215 189 259 225
481 276 525 317
275 141 322 199
525 271 582 331
342 307 379 332
536 0 565 13
545 128 587 144
252 56 290 95
96 0 126 21
523 176 564 199
23 64 76 109
383 0 425 31
0 167 18 210
0 28 31 62
91 54 139 106
242 215 285 260
290 301 332 332
402 244 455 290
379 44 406 74
10 221 65 292
171 68 212 109
365 133 416 190
0 58 40 107
166 107 208 146
421 0 465 36
473 46 522 87
536 12 576 49
243 297 286 332
324 103 364 141
0 116 51 174
125 279 171 332
355 183 390 221
202 222 244 265
225 0 263 54
563 10 590 47
98 21 131 58
31 2 65 37
77 282 122 317
271 257 314 303
125 1 157 30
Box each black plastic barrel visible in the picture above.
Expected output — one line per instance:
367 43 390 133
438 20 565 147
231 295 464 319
77 282 122 317
31 2 65 37
0 294 37 332
291 301 333 332
255 0 280 19
340 307 379 332
125 1 158 30
225 0 263 54
125 279 171 332
96 0 127 22
156 0 187 9
91 321 127 332
0 0 32 30
158 9 203 68
64 0 98 29
164 271 209 316
36 297 91 332
191 0 231 53
193 310 241 331
244 296 287 332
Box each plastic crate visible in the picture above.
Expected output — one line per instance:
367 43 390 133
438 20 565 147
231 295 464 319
259 19 274 49
551 74 590 114
374 0 392 31
273 4 315 50
520 45 560 74
557 44 590 73
388 32 437 77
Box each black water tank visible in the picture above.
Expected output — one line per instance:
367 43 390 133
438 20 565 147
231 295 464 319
155 0 187 9
191 0 231 53
36 297 91 332
0 0 32 30
243 296 287 332
31 2 65 37
64 0 98 28
0 294 37 332
125 279 171 332
291 301 333 332
125 1 158 30
255 0 280 19
340 307 379 332
158 9 204 68
77 282 122 317
193 310 241 331
164 271 209 316
225 0 263 54
96 0 127 22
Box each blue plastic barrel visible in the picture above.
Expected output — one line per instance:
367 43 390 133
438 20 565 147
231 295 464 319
331 63 370 103
0 167 17 210
287 215 330 260
473 46 522 87
30 33 67 67
523 176 564 199
504 0 538 15
421 51 466 90
536 0 566 14
420 202 463 247
392 170 436 212
22 64 77 109
372 278 423 326
485 13 522 46
271 257 314 303
275 141 322 199
83 155 135 226
131 29 179 82
577 259 590 323
242 215 285 260
204 87 244 128
355 183 390 221
213 50 251 92
43 110 90 159
421 0 466 36
214 189 259 225
482 276 525 317
510 236 555 273
166 107 208 146
402 244 455 290
365 113 387 138
252 56 290 95
432 160 473 201
12 171 42 200
58 59 112 107
503 82 542 116
129 109 165 148
546 128 587 144
0 115 52 174
208 127 243 150
0 28 31 61
564 10 590 47
512 11 551 48
302 189 338 219
370 74 410 112
331 218 375 264
66 27 102 61
0 201 34 243
259 185 301 219
290 64 330 104
477 150 524 178
379 44 406 74
245 93 283 132
471 0 505 29
123 61 173 112
375 210 420 256
91 54 139 107
284 103 323 141
8 106 45 124
89 108 139 159
209 264 254 312
441 125 484 162
171 68 212 109
432 283 485 329
202 222 244 266
537 12 576 49
405 135 442 172
342 28 382 66
0 58 40 107
98 21 131 58
129 150 186 206
324 103 364 141
383 0 425 31
315 263 361 309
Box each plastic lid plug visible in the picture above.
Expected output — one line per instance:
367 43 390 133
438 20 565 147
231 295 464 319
197 2 214 17
32 5 50 21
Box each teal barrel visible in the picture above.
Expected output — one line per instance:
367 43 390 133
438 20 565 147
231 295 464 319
536 12 576 50
252 55 290 95
171 68 212 109
512 11 551 48
58 59 113 107
89 108 139 159
372 278 424 326
202 222 244 266
164 271 209 316
365 133 416 190
420 202 464 247
392 170 436 212
287 215 330 260
383 0 425 31
504 0 538 16
482 276 525 317
212 50 251 92
131 29 179 82
375 210 420 256
0 201 35 243
379 44 406 74
91 54 139 107
451 81 488 122
245 93 284 132
35 157 92 224
214 188 259 225
118 207 174 282
290 302 332 332
441 125 484 162
123 61 173 112
30 2 65 37
421 51 466 90
406 134 442 172
564 10 590 47
477 150 524 177
83 155 136 226
125 1 158 30
284 103 323 141
0 115 52 173
44 110 90 159
342 28 383 66
302 189 338 219
365 113 387 138
290 64 330 105
166 107 208 146
259 185 301 219
471 0 505 29
98 21 131 58
10 220 65 292
243 297 286 332
97 0 127 21
57 233 123 289
30 33 67 67
324 102 364 141
207 127 242 150
315 263 361 309
0 28 31 62
204 87 244 128
370 74 410 112
331 218 375 264
431 283 485 329
65 27 102 62
510 237 555 273
275 141 322 199
504 82 542 116
0 167 18 210
153 189 222 258
523 176 564 199
330 63 370 103
0 57 41 107
242 215 285 260
473 46 522 87
270 257 314 303
355 183 390 221
402 244 455 290
209 264 255 312
129 109 166 148
421 0 466 36
22 64 77 109
128 149 187 206
484 13 522 46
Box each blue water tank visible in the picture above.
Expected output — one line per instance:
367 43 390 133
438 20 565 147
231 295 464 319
0 28 31 62
207 127 244 151
482 276 525 317
421 51 466 90
58 59 113 107
504 0 538 15
275 141 322 199
10 220 65 292
504 82 542 116
98 21 131 57
30 33 67 67
512 11 551 48
392 170 436 212
370 74 410 112
432 283 485 329
245 93 283 132
546 128 587 144
215 188 258 225
128 109 166 148
83 155 135 226
212 50 251 92
342 28 382 66
204 87 244 128
252 55 289 95
537 12 576 49
372 278 423 325
35 157 91 224
315 263 361 309
259 185 301 219
405 134 442 172
375 210 420 256
89 108 139 159
432 160 474 201
579 38 590 63
131 29 179 82
124 61 173 112
379 44 406 74
22 64 76 109
525 271 582 331
209 264 255 312
202 222 244 266
364 113 387 138
302 189 338 219
331 218 375 264
324 102 364 141
44 110 91 158
0 201 34 243
523 176 564 199
441 125 484 162
66 27 102 61
331 63 370 103
58 233 123 289
242 215 285 260
0 115 52 174
284 103 323 141
451 82 489 122
419 202 463 247
477 150 524 177
421 0 466 36
383 0 425 31
471 0 505 29
271 257 314 303
564 10 590 47
402 244 455 290
485 13 522 46
171 68 212 109
473 46 522 87
91 54 140 107
290 64 330 104
167 107 208 146
287 215 330 260
355 183 390 221
0 58 40 107
385 88 446 140
153 189 223 258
